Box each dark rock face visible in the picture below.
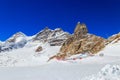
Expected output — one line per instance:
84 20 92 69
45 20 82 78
52 22 106 59
33 27 52 42
33 27 70 46
35 46 43 52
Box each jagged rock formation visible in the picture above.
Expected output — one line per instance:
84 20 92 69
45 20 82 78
33 27 52 42
33 27 70 46
52 22 106 59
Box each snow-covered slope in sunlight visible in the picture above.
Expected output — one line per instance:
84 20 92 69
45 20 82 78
0 62 104 80
98 39 120 57
82 64 120 80
0 42 60 67
0 39 120 80
0 28 120 80
80 37 120 80
0 27 70 67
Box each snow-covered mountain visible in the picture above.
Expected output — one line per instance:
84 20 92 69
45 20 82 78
33 27 70 46
0 28 70 53
0 24 120 66
0 32 27 52
0 27 70 66
0 23 120 80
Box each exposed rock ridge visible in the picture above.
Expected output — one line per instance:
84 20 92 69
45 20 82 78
33 27 70 46
52 22 106 59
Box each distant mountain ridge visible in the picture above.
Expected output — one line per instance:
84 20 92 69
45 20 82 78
0 27 70 53
0 22 119 66
50 22 120 60
33 27 70 46
0 22 120 60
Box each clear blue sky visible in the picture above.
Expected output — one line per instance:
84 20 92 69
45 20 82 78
0 0 120 41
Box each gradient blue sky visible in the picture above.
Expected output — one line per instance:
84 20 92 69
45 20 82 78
0 0 120 41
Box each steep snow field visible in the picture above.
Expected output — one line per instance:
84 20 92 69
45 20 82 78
0 41 120 80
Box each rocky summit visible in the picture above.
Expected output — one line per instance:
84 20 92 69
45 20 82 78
33 27 70 46
52 22 106 59
0 27 70 53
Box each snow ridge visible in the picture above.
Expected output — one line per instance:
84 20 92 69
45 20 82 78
0 28 70 53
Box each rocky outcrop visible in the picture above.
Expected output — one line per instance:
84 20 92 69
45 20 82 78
52 22 106 59
74 22 88 39
35 46 43 52
33 27 52 42
33 27 70 46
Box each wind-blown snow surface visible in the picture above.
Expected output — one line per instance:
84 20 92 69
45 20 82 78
0 42 60 67
82 64 120 80
0 40 120 80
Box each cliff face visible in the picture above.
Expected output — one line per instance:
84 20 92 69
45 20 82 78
53 22 106 59
33 27 70 46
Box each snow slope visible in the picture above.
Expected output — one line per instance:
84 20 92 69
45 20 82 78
0 42 60 67
81 38 120 80
82 64 120 80
0 33 120 80
98 40 120 57
0 56 119 80
0 63 104 80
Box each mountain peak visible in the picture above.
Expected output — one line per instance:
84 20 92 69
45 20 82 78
74 22 88 36
33 27 70 46
13 32 26 37
73 22 88 40
51 22 105 60
42 27 51 32
6 31 27 43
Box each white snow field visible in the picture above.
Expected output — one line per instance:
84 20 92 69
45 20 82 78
82 64 120 80
0 40 120 80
